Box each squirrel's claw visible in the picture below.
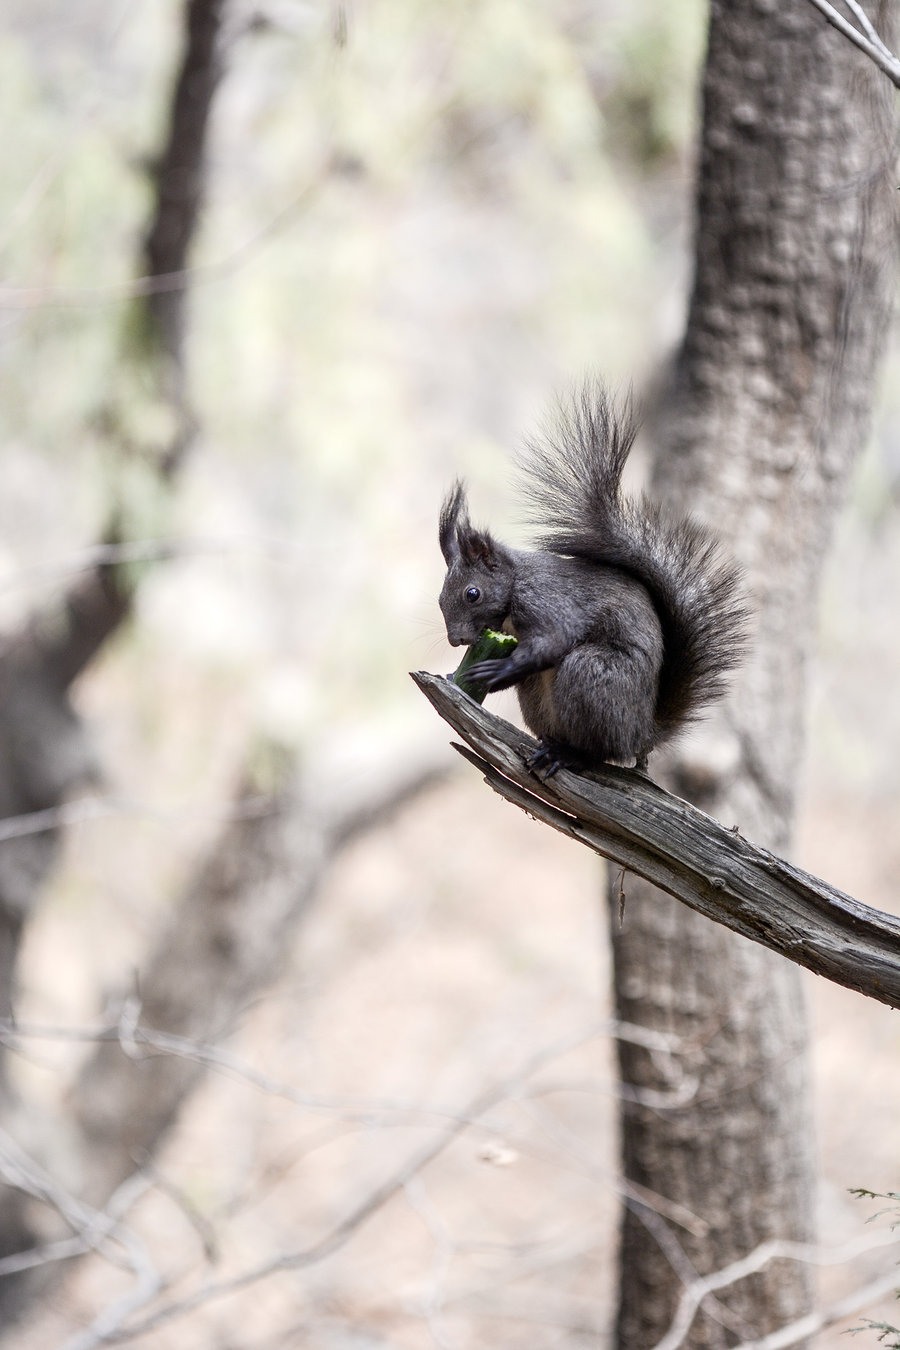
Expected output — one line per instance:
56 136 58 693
526 736 576 778
465 656 519 692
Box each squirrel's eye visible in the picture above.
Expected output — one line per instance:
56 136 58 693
465 586 480 603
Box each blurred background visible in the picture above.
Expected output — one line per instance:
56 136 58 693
1 0 899 1345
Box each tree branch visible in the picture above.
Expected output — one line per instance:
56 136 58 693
411 671 900 1010
143 0 227 375
803 0 900 87
652 1228 899 1350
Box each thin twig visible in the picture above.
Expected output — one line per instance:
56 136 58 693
841 0 895 58
54 1026 620 1344
0 794 276 844
0 169 329 312
803 0 900 86
0 534 317 596
651 1229 900 1350
0 1013 683 1126
0 1130 158 1313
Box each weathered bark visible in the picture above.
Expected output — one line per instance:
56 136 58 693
611 2 898 1346
412 672 900 1009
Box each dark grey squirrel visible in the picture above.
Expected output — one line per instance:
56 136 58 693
438 384 748 772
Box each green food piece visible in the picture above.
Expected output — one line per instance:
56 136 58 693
450 628 518 703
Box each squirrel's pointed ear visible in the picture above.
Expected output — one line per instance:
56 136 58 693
459 525 505 570
440 480 507 570
439 481 467 564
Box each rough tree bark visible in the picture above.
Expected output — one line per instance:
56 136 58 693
611 2 898 1346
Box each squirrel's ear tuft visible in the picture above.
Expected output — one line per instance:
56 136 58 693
440 480 505 570
439 480 467 564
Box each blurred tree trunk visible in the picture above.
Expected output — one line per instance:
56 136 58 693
0 0 227 1301
611 2 898 1346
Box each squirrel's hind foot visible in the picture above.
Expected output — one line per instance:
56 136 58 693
527 737 651 778
526 736 581 778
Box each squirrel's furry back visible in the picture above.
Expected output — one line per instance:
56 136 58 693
520 383 748 738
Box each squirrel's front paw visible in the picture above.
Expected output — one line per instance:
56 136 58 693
464 656 519 692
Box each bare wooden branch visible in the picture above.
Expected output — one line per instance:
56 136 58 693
411 671 900 1010
803 0 900 87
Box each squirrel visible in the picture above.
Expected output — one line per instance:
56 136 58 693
438 384 748 773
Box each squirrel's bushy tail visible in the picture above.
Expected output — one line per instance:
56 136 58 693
521 382 748 738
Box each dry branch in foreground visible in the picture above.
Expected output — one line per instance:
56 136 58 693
412 671 900 1010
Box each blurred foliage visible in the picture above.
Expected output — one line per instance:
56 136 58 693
2 0 897 799
0 0 709 764
601 0 706 169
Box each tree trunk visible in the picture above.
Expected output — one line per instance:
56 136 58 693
611 1 898 1346
0 0 228 1032
0 0 228 1311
